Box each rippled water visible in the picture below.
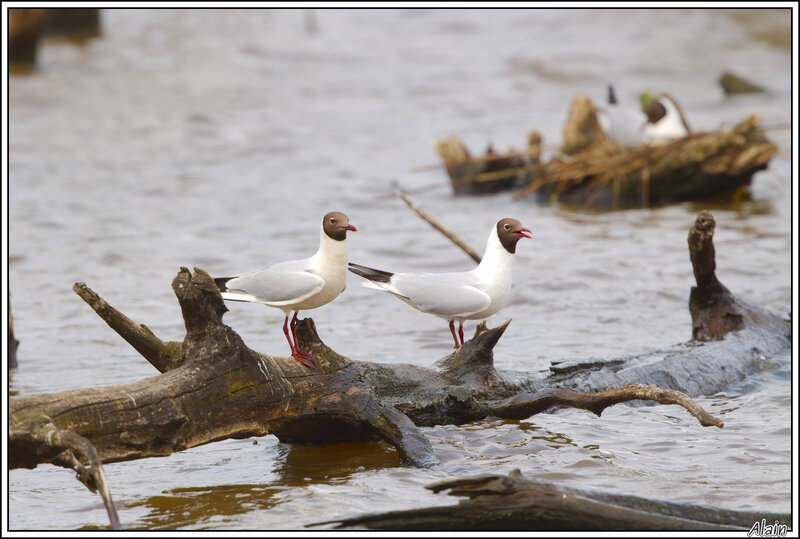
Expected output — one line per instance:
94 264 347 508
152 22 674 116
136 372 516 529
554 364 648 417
7 8 794 530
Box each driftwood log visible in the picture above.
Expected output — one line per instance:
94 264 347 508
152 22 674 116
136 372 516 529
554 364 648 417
434 136 542 195
513 112 778 209
9 211 789 529
322 469 791 531
9 8 100 74
433 91 777 208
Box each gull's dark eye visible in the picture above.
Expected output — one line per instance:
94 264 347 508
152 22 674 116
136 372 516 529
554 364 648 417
504 223 510 230
330 217 336 224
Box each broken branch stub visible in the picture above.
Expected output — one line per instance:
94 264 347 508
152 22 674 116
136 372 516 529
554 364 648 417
687 211 790 341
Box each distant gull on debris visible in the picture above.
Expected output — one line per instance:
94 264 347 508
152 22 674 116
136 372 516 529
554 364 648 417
598 84 648 147
642 93 690 145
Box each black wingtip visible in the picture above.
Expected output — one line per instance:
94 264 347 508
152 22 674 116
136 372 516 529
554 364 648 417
348 262 393 283
213 277 230 292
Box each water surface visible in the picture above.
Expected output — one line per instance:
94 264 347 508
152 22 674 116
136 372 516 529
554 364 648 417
8 8 793 530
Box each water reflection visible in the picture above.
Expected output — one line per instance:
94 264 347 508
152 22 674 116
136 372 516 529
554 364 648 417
273 440 400 486
121 484 284 530
7 7 792 529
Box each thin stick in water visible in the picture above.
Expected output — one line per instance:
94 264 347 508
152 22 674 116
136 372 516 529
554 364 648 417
394 189 482 264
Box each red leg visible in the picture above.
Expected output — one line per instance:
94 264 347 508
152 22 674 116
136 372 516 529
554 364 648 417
449 320 460 349
458 322 464 346
282 314 297 354
289 312 318 367
290 312 301 348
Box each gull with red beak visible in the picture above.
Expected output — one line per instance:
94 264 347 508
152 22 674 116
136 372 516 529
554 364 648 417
214 211 356 368
349 218 531 349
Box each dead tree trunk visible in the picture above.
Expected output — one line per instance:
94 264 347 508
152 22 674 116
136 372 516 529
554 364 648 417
8 211 789 528
321 470 791 531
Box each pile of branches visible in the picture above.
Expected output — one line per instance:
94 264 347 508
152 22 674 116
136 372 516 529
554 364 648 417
513 113 778 209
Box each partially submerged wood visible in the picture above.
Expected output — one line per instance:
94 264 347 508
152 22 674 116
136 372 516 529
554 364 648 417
550 211 790 396
9 9 41 74
9 297 19 369
719 71 767 95
434 135 541 195
513 114 778 208
8 211 789 529
39 8 101 40
8 8 100 75
322 469 791 531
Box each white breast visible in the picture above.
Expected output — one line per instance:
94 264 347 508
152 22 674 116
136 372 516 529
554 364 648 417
290 226 349 311
462 227 516 321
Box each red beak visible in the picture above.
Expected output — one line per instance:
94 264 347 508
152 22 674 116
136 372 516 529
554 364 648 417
345 224 357 232
514 227 532 239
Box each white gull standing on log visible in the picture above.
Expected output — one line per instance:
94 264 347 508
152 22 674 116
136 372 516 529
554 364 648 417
214 211 357 368
348 218 531 349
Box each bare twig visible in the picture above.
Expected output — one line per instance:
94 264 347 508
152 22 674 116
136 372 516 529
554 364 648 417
490 383 724 428
46 427 121 529
394 189 482 264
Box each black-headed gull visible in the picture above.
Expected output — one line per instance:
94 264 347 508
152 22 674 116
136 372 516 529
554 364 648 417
642 94 689 145
348 218 531 349
598 84 648 147
214 211 356 368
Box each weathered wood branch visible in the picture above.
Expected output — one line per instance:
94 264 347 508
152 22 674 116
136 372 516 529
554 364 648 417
72 282 183 372
395 189 483 263
321 469 791 530
550 211 790 396
9 210 789 529
489 384 723 427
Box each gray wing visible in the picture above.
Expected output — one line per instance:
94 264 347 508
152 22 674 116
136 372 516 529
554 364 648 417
389 272 491 317
223 258 324 306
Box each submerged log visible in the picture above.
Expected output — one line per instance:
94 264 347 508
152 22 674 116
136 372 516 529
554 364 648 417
39 8 101 40
434 135 541 195
8 211 789 528
9 9 41 74
9 297 19 369
513 114 778 209
322 469 791 531
8 8 100 75
719 71 767 95
551 211 790 396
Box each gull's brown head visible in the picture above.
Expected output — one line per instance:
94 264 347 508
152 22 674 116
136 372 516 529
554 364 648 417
644 99 668 124
496 218 532 254
323 211 357 241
